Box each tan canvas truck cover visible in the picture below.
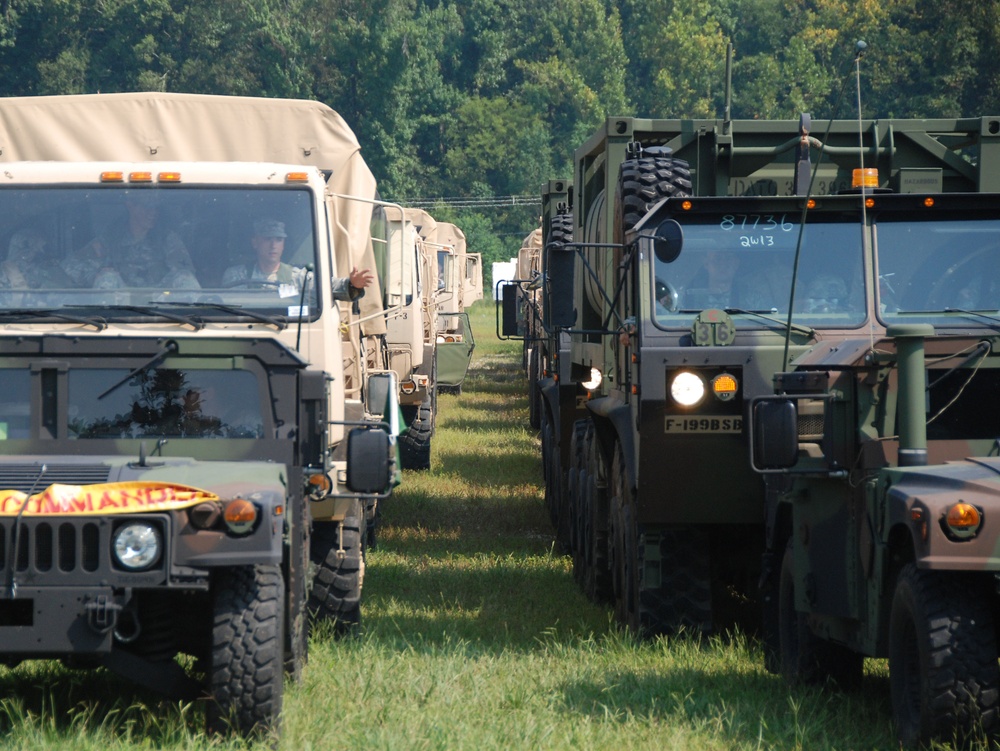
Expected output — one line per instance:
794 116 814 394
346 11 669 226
0 91 385 334
517 227 543 279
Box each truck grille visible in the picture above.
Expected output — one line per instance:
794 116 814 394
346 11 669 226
0 464 111 493
0 520 102 574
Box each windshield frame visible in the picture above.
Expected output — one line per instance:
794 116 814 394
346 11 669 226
648 199 869 333
0 183 324 325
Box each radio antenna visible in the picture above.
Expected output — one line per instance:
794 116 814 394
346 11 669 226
781 40 870 370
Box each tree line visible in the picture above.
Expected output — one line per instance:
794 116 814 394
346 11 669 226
2 0 998 269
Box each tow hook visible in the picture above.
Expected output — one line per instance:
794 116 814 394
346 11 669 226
85 595 123 634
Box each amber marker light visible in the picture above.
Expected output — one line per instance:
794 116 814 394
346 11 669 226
852 168 879 189
158 171 182 183
944 502 982 540
806 199 817 209
286 172 310 182
711 373 738 402
129 171 153 183
923 197 935 208
223 498 258 535
100 171 125 182
308 473 331 494
681 200 693 211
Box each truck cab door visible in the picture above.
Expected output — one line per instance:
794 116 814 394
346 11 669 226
435 311 476 389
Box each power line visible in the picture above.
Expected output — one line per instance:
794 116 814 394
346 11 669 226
394 195 540 209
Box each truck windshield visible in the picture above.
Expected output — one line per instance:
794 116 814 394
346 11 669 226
652 213 866 329
0 187 318 320
876 213 1000 326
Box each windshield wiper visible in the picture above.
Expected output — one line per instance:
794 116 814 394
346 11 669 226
157 301 287 330
724 308 815 337
74 304 205 330
98 340 178 400
0 308 107 330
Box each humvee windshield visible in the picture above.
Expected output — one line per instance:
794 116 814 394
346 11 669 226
0 367 263 440
0 187 318 321
876 213 1000 326
652 212 866 329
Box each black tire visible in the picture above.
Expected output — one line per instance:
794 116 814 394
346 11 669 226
613 152 692 243
527 346 541 430
889 564 999 747
779 542 862 689
540 402 560 530
582 425 612 602
399 397 432 470
206 564 284 739
283 492 309 682
609 444 637 630
644 526 713 635
549 210 573 246
308 499 364 635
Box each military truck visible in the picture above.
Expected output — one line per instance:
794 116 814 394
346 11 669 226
430 221 477 395
747 156 1000 741
368 205 435 471
500 181 571 431
502 112 1000 638
0 93 396 737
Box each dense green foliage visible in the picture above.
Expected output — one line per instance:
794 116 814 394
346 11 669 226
2 0 999 267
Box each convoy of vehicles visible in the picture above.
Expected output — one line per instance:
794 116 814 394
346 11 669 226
0 92 398 737
504 109 1000 743
4 64 999 751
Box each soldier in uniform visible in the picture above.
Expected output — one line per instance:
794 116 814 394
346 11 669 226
0 228 74 304
62 192 200 290
222 218 373 301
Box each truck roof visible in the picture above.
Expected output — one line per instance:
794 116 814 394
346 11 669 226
0 92 360 172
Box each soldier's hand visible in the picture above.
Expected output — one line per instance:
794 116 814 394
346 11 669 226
349 267 374 289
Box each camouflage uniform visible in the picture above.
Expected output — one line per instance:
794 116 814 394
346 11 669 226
63 224 199 290
0 229 74 304
221 261 309 291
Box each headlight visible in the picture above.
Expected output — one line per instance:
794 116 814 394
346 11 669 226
943 502 982 540
581 367 602 391
112 523 162 570
223 498 259 535
671 371 706 407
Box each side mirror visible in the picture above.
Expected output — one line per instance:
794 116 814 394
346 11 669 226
545 244 576 328
752 399 799 469
500 283 522 338
652 219 683 263
346 427 391 494
364 371 395 419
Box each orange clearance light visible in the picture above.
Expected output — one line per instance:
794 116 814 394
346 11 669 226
711 373 738 402
308 473 331 492
923 197 935 208
865 197 876 209
681 200 693 211
806 199 817 209
945 502 982 540
286 172 310 182
852 168 879 189
158 171 182 183
129 171 153 183
223 498 258 535
100 171 125 183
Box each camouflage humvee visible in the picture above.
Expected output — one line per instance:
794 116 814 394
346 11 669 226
0 93 397 737
750 187 1000 745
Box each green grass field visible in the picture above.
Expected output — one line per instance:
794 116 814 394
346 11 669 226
0 301 976 750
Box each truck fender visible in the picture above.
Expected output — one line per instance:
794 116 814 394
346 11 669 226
585 396 637 493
